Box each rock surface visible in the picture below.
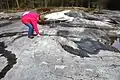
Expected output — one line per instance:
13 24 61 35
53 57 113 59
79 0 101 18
0 10 120 80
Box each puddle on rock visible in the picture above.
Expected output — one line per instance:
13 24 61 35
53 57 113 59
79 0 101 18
111 36 120 50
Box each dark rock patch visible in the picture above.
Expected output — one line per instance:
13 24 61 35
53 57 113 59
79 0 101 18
60 44 90 58
0 31 27 38
0 42 17 79
60 38 120 58
0 20 12 27
57 30 70 36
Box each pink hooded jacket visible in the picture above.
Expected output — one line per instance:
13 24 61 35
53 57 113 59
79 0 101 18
21 12 40 34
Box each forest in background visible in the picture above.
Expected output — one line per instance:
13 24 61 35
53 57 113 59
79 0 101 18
0 0 120 11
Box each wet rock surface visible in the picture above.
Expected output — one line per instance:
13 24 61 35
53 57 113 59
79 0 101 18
0 10 120 80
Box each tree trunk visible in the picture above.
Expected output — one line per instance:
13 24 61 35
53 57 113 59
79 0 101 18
81 0 83 7
61 0 64 7
6 0 9 10
33 0 35 8
76 0 78 7
44 0 47 8
88 1 90 8
16 0 20 8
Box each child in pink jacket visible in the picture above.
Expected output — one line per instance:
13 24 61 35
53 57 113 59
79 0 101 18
21 11 45 39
